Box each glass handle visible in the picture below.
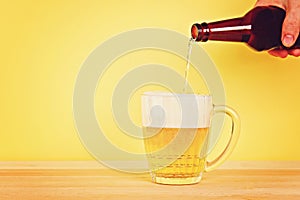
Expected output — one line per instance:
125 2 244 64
205 105 241 172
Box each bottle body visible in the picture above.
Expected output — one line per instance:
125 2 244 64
191 6 300 51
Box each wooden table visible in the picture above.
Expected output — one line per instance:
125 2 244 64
0 161 299 200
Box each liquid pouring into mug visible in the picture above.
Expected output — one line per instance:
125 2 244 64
183 38 195 93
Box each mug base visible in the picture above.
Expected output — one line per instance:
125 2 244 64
152 173 203 185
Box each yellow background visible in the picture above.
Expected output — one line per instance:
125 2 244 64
1 0 299 161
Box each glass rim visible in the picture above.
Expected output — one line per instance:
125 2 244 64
142 91 211 98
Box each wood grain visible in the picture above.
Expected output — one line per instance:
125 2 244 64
0 162 299 200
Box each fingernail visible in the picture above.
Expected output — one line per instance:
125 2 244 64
283 35 294 47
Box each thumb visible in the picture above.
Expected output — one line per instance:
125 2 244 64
281 7 300 47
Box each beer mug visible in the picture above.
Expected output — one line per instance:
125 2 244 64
142 92 240 185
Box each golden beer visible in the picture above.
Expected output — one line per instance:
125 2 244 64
143 127 209 184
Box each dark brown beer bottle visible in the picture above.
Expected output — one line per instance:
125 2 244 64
191 6 300 51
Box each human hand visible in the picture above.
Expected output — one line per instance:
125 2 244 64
255 0 300 58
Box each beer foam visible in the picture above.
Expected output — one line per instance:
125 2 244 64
142 92 212 128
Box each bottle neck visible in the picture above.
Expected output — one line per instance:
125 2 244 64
191 18 252 43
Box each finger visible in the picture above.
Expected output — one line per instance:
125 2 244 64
281 2 300 47
268 49 289 58
254 0 287 9
288 48 300 57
